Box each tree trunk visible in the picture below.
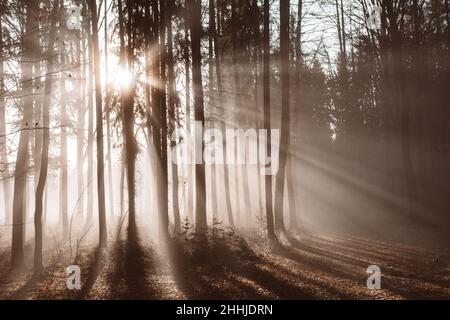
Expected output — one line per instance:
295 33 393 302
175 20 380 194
76 24 85 227
184 19 194 222
86 19 95 230
208 0 218 220
295 0 303 75
11 0 38 269
214 0 234 227
118 0 137 238
168 0 181 235
59 22 69 239
189 0 207 230
34 0 59 274
105 0 115 221
231 0 242 225
252 0 264 218
0 10 11 227
384 1 418 218
89 0 107 248
221 122 234 227
160 0 170 238
274 0 290 234
263 0 276 241
334 0 343 56
287 150 298 230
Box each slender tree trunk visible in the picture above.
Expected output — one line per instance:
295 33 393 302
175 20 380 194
120 160 125 218
33 64 42 194
0 10 11 226
221 121 234 227
76 23 85 226
214 0 234 227
34 0 59 274
12 0 38 269
189 0 207 230
208 0 218 220
168 0 181 235
252 0 264 218
231 0 242 225
159 0 169 238
43 183 48 228
340 0 347 59
291 0 303 231
263 0 275 241
86 20 95 229
335 0 343 55
287 150 298 230
89 0 107 248
238 6 252 228
105 0 115 220
274 0 290 234
385 1 418 218
117 0 137 238
295 0 303 75
126 0 137 237
184 18 194 222
59 27 69 239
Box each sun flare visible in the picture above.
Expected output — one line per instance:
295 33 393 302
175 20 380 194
113 67 134 89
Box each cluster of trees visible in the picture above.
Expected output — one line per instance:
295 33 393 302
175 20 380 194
322 0 450 230
0 0 449 275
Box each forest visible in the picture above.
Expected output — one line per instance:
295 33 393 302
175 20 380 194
0 0 449 300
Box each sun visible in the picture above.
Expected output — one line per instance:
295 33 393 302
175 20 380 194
112 67 133 90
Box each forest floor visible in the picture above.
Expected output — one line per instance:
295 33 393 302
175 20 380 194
0 224 449 300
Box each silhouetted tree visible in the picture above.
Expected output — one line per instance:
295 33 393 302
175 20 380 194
89 0 107 248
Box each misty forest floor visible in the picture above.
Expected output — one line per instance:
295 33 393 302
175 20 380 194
0 225 449 300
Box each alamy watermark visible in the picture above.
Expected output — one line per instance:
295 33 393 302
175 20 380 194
170 121 280 176
66 5 81 31
366 4 382 32
66 265 81 290
366 265 381 290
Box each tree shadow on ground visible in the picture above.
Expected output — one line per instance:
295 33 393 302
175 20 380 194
166 232 322 299
5 273 53 299
281 233 450 299
107 226 159 299
76 247 105 299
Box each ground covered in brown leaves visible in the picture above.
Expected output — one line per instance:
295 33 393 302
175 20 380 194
0 227 449 300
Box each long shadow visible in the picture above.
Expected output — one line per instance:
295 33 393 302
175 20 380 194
167 234 320 299
108 225 159 299
315 234 435 259
274 242 364 282
76 247 105 299
0 249 12 286
305 235 450 290
306 236 450 283
284 235 450 299
255 252 359 299
6 272 54 300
